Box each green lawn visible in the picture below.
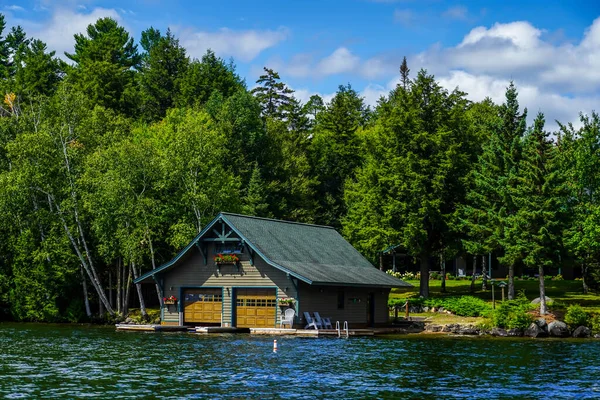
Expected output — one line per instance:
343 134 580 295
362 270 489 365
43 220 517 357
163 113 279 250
391 279 600 312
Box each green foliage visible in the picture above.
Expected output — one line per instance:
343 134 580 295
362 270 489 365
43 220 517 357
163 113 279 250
388 295 491 317
138 28 188 121
491 293 535 329
590 314 600 334
344 70 479 298
251 67 293 119
65 17 140 115
0 12 598 324
564 305 590 328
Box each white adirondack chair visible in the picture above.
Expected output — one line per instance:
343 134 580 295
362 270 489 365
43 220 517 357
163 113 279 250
280 308 296 328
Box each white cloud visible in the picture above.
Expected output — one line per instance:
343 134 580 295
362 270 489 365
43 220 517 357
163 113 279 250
360 83 388 106
15 7 123 61
316 47 361 76
394 9 416 26
5 5 25 12
442 6 468 21
179 27 288 62
436 70 597 132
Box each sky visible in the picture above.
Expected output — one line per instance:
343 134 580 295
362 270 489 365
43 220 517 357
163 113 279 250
3 0 600 131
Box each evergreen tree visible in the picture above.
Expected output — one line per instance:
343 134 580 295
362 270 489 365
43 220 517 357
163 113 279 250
399 56 410 89
464 83 527 299
344 71 477 297
251 67 293 119
138 28 188 121
14 39 64 98
178 50 244 107
562 113 600 293
0 15 10 81
65 18 140 115
509 113 564 314
311 84 368 228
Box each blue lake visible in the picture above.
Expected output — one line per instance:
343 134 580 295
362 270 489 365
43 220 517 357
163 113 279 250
1 323 599 399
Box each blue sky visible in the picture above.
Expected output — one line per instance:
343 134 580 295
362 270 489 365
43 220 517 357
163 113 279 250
4 0 600 130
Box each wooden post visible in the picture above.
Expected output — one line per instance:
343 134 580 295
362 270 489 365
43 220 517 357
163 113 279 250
501 286 505 302
405 300 409 320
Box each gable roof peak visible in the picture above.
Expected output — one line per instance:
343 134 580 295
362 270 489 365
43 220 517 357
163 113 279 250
219 212 336 230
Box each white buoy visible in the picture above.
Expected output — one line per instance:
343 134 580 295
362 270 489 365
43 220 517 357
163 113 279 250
273 339 278 352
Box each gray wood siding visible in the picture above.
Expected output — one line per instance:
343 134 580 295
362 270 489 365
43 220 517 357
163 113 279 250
161 243 297 326
298 283 390 327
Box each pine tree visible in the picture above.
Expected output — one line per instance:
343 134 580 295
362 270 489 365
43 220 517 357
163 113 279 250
562 113 600 293
14 39 64 98
464 83 527 300
65 18 140 115
138 28 188 121
311 84 368 228
251 67 293 119
399 56 410 89
178 50 244 107
344 70 477 297
508 113 564 314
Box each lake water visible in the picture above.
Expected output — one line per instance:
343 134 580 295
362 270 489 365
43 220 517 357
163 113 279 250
1 323 599 399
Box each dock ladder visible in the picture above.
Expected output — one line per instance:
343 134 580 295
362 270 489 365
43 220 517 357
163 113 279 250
336 320 349 338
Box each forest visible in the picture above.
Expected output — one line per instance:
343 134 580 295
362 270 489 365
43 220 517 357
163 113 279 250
0 15 599 322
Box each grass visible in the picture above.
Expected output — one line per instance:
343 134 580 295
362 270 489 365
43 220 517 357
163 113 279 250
392 279 600 315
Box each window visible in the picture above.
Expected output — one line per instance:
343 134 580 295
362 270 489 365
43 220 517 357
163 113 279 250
215 242 243 254
337 289 345 310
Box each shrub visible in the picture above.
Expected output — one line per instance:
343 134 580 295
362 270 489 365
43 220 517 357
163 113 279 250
552 274 564 281
448 297 492 317
417 296 491 317
491 293 534 330
590 314 600 334
564 305 590 328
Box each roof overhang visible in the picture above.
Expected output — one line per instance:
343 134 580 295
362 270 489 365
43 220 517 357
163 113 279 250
134 213 313 285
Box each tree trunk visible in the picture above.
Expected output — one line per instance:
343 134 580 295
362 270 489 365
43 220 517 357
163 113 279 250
147 232 163 307
508 264 515 300
123 264 132 316
481 255 488 291
117 258 122 314
419 251 429 298
99 294 105 316
470 255 477 293
539 264 547 315
109 270 113 309
440 254 446 293
80 265 92 318
131 262 148 318
583 263 589 294
379 254 383 271
51 196 114 314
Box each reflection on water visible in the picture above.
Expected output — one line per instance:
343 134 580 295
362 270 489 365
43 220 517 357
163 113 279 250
1 323 600 399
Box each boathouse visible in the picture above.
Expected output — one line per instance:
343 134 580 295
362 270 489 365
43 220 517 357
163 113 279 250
134 212 411 328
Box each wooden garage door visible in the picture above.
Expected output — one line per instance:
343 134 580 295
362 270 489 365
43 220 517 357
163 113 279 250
184 288 222 325
236 288 277 328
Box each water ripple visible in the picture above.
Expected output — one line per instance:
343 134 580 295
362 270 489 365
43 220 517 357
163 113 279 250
1 324 600 399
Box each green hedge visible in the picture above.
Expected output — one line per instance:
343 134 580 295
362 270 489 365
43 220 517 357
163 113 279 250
388 296 491 317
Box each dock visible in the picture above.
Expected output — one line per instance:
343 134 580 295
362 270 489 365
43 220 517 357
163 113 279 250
115 324 189 332
116 323 423 336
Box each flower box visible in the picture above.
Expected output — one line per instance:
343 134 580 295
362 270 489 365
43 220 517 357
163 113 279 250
278 297 296 307
164 300 177 305
214 253 240 264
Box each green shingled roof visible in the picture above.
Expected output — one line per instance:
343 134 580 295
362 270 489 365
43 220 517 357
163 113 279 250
135 212 411 288
221 213 411 288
